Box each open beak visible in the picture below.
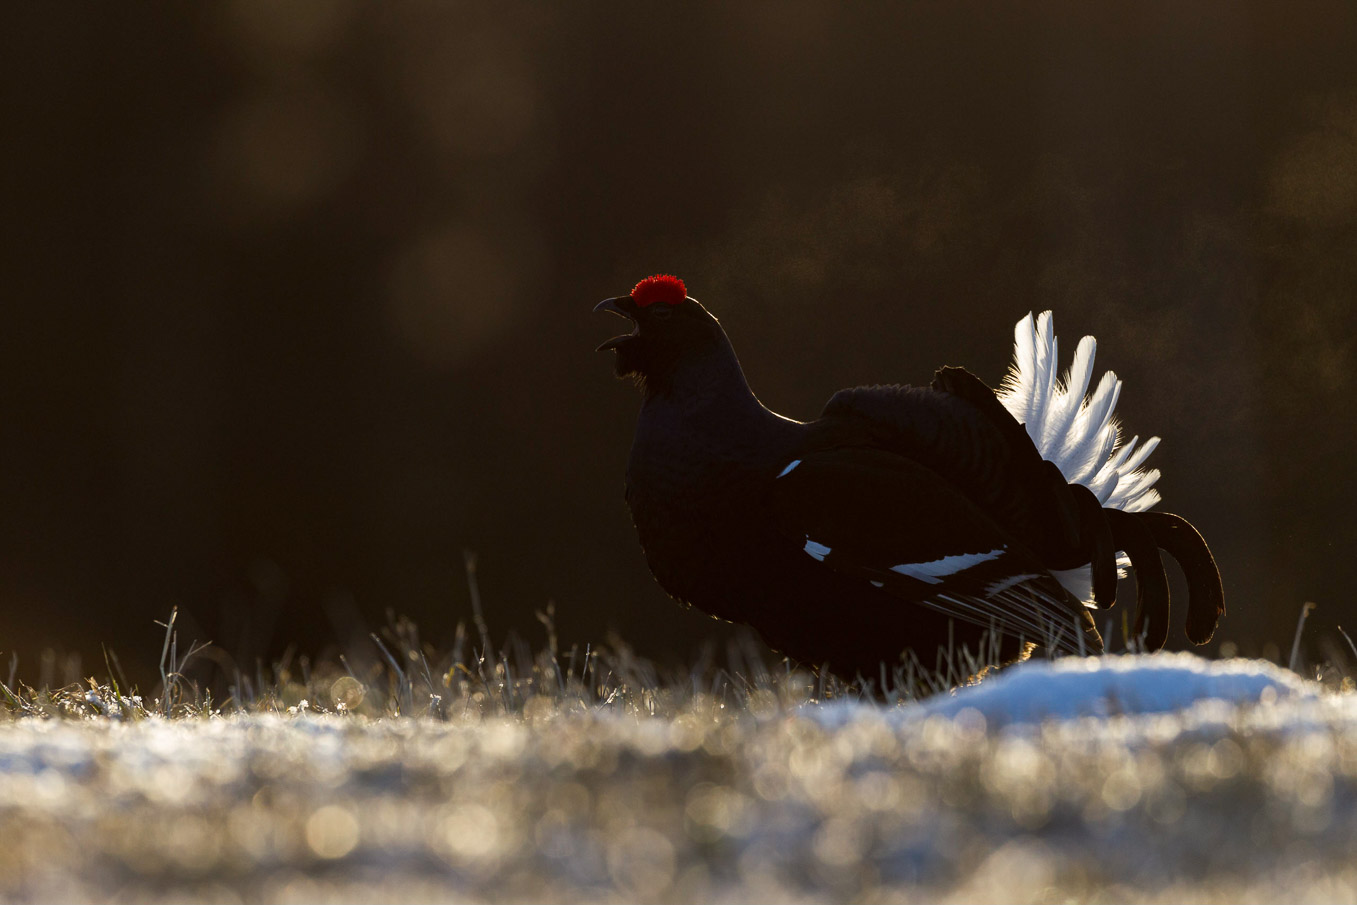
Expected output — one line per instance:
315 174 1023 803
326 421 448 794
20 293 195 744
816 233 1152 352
594 296 638 351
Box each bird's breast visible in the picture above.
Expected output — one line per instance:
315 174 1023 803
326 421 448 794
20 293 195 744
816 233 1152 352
624 438 785 616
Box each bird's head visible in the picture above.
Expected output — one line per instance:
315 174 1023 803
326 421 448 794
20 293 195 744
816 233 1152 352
595 274 728 390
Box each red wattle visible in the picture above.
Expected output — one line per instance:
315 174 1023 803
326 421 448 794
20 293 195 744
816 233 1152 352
631 274 687 307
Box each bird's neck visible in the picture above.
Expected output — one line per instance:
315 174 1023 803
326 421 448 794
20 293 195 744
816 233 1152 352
641 335 773 426
629 332 797 474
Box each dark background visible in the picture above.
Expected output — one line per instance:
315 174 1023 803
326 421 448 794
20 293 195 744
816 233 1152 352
3 2 1356 686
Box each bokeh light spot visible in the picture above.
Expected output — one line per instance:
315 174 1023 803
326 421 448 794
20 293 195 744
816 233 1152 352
304 805 359 859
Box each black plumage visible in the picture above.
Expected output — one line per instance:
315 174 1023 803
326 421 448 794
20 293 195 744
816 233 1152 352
596 277 1224 679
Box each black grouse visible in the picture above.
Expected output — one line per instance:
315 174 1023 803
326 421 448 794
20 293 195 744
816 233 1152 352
596 274 1224 679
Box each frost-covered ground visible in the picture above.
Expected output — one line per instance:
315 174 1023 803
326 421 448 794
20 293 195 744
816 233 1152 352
3 653 1356 903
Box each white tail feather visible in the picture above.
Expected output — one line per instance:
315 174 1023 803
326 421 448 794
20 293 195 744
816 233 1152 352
1121 435 1160 473
997 311 1161 514
1041 334 1093 454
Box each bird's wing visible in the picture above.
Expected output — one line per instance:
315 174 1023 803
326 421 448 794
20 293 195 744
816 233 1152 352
819 377 1084 562
766 446 1102 656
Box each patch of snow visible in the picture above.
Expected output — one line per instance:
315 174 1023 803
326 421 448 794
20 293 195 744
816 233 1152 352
924 652 1316 727
811 653 1318 730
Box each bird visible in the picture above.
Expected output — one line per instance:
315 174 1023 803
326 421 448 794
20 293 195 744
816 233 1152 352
595 274 1224 680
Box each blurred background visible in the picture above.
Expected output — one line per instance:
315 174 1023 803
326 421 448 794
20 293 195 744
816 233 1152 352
3 2 1355 686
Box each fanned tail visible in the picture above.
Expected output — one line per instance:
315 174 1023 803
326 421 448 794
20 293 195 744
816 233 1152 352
994 312 1223 646
997 311 1161 513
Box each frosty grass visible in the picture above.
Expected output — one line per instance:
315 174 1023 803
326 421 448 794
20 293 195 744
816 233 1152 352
2 652 1356 903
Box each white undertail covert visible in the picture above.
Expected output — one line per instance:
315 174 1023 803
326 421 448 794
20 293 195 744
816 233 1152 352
996 311 1162 603
997 311 1161 512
